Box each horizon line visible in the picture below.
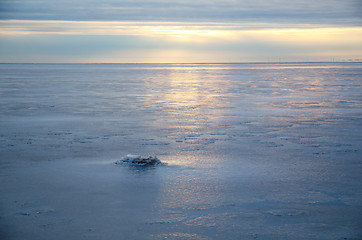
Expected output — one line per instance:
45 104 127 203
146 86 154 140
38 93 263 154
1 61 362 65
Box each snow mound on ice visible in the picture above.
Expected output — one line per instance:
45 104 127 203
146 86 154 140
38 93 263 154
115 154 165 166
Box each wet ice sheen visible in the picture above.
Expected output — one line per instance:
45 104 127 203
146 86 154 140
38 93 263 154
0 63 361 240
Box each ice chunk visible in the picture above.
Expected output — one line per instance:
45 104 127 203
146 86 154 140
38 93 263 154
115 154 164 166
126 154 141 159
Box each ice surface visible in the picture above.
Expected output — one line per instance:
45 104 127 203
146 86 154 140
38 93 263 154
0 63 362 240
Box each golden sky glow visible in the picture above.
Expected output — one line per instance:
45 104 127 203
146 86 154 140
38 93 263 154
0 0 361 62
1 20 362 62
1 20 362 43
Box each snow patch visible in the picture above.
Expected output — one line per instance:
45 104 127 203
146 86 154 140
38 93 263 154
115 154 165 166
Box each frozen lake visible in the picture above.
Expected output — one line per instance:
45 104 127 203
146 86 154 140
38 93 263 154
1 63 362 239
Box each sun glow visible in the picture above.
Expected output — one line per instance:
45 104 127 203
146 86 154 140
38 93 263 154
153 29 224 40
1 20 362 63
1 20 361 43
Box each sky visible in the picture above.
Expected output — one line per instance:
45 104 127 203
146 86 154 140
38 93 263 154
0 0 361 63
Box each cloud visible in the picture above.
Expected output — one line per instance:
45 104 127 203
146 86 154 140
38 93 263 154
1 0 361 26
2 20 361 36
1 25 361 63
0 0 361 63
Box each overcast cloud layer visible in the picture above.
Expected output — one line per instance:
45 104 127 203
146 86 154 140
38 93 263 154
0 0 361 63
1 0 361 26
